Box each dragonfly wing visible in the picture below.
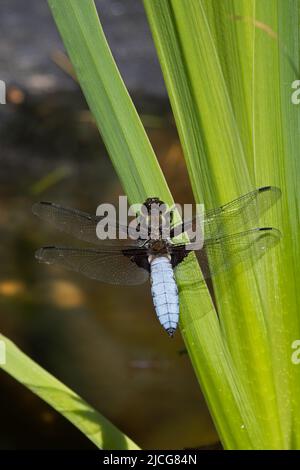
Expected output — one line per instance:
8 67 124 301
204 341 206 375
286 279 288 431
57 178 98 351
35 246 149 285
204 186 281 239
32 201 140 246
171 186 281 240
174 227 281 281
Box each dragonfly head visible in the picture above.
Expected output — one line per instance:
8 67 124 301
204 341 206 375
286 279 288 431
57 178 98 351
144 197 165 210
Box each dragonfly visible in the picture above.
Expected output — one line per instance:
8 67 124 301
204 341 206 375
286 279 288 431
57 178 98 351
33 186 281 337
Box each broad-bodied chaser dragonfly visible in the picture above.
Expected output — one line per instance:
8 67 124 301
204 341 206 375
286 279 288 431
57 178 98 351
33 186 281 337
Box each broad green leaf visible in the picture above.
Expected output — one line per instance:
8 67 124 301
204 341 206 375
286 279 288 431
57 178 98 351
145 0 300 449
251 0 300 447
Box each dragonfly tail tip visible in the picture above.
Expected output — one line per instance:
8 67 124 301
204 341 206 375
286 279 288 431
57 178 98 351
166 328 176 338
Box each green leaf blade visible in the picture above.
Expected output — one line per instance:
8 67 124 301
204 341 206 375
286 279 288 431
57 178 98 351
0 334 140 450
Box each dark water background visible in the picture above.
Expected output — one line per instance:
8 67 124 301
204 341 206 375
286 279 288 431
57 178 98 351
0 0 218 450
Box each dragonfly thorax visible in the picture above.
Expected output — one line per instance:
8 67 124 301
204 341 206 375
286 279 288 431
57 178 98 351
140 198 174 242
147 239 170 256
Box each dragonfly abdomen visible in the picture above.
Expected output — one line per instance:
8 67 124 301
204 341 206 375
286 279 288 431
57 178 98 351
149 256 179 337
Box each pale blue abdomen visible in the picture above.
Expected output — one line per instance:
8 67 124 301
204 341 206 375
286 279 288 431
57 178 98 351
150 256 179 336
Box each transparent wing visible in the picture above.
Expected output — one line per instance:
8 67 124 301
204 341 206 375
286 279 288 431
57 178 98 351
32 201 141 247
35 246 149 285
174 227 281 281
172 186 281 240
